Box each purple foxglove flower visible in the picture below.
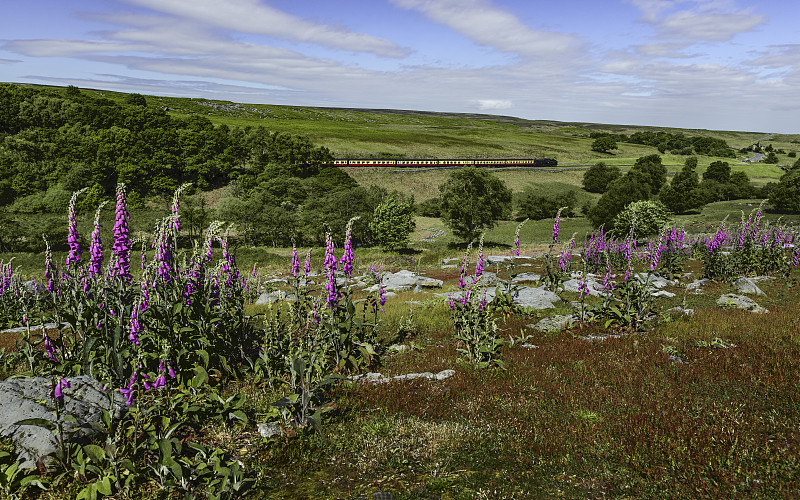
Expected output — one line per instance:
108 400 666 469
578 275 589 299
340 217 358 278
88 202 108 278
66 189 87 268
304 249 312 275
53 378 70 403
43 335 58 362
324 232 339 308
111 184 132 281
552 207 565 243
291 244 299 277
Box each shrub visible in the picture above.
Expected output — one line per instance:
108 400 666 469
612 200 671 238
517 188 576 221
369 195 416 250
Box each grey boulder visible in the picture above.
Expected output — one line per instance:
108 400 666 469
511 286 562 310
0 375 127 468
717 294 768 314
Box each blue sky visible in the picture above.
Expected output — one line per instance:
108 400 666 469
2 0 799 133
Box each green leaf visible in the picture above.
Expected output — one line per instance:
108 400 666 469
97 476 113 495
197 349 210 368
13 418 56 431
83 444 106 463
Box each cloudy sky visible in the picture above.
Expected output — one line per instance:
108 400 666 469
2 0 798 133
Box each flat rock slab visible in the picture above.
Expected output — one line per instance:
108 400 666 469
365 270 443 293
511 286 562 310
529 314 578 333
0 323 70 335
466 271 500 287
437 287 498 305
734 277 765 296
0 375 127 468
486 255 532 265
349 369 455 384
686 278 709 293
717 294 768 314
560 277 603 297
511 272 540 284
635 273 675 289
256 290 297 304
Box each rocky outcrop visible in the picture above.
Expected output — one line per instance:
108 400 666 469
0 376 127 468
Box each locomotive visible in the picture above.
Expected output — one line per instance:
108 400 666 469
332 158 558 168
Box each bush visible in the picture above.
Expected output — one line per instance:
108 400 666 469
517 188 576 221
369 195 416 250
417 197 441 217
612 200 672 238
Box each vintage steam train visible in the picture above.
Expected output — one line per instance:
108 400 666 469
332 158 558 168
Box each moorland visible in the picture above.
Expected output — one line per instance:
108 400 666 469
0 82 798 498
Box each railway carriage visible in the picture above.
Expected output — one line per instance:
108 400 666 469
332 158 558 168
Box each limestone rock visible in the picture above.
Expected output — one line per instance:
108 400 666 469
510 286 561 310
734 277 765 296
717 293 768 314
0 375 127 468
255 290 297 304
529 314 577 333
686 278 709 293
258 422 282 438
511 272 540 284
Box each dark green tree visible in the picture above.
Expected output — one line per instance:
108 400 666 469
769 169 800 212
659 156 703 214
588 170 651 228
703 161 731 184
582 162 621 193
438 167 512 241
591 136 618 153
629 154 667 195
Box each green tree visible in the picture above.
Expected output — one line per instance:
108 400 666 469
369 195 416 250
439 167 512 241
769 168 800 212
659 156 703 214
588 171 651 228
630 154 667 195
582 162 621 193
763 152 779 164
591 136 618 153
703 161 731 184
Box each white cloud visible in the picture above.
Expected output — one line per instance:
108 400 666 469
120 0 410 58
475 99 512 110
629 0 766 45
390 0 580 59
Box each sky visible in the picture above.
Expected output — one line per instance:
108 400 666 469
2 0 799 133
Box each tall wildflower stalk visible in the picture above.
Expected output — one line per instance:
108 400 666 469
89 201 109 279
111 183 131 282
65 188 88 268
